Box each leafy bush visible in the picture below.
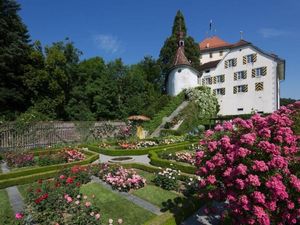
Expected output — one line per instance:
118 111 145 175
153 168 180 190
196 102 300 225
37 151 66 166
5 152 35 168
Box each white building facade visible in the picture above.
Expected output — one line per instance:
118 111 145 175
167 36 285 116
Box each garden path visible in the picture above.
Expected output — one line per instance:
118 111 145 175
91 176 162 215
97 153 151 165
1 162 25 214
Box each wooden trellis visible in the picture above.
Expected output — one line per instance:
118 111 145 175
0 121 126 151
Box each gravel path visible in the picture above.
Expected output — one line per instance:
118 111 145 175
1 162 25 214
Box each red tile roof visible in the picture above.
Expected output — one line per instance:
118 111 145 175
173 46 191 66
231 39 251 48
199 36 231 50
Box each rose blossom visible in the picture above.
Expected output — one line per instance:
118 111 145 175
95 213 101 220
15 213 23 219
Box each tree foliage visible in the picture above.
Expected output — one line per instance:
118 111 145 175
158 10 201 84
0 0 31 119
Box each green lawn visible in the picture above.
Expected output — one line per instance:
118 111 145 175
0 189 14 225
132 185 181 208
18 183 33 200
134 169 156 183
80 182 155 225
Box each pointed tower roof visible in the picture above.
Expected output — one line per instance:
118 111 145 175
173 46 191 66
172 17 191 67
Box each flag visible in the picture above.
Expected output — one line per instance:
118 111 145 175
209 20 213 31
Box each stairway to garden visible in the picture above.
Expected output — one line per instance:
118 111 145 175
150 100 189 137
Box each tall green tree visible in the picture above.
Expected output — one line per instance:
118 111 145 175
24 40 81 119
0 0 31 119
158 10 200 86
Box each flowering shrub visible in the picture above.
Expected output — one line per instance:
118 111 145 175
96 164 146 192
118 140 158 149
162 151 195 165
5 148 85 168
5 152 35 168
196 102 300 225
158 135 185 145
98 142 112 148
153 168 180 190
17 165 102 224
63 147 85 162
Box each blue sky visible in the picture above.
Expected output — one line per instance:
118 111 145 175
18 0 300 99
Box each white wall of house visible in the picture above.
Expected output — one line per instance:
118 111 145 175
167 66 199 96
204 46 279 115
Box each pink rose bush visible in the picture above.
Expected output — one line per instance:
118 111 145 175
167 151 195 165
196 102 300 225
96 164 146 191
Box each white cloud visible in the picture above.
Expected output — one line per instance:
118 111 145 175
258 28 290 38
93 34 122 54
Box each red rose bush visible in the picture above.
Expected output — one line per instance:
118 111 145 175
196 102 300 225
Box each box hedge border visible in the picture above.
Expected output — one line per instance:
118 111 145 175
148 148 196 174
82 141 196 156
0 148 98 186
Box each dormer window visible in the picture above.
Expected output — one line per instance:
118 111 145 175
205 70 210 73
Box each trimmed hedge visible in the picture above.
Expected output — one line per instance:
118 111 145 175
0 148 98 182
0 170 59 189
148 148 196 174
82 141 194 156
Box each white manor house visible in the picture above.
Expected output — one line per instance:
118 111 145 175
167 35 285 116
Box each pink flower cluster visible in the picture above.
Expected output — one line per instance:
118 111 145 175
196 102 300 225
63 148 85 162
174 152 195 165
101 166 146 191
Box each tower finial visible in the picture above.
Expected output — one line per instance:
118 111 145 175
240 31 244 40
178 17 184 47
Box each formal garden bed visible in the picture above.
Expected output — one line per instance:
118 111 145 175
0 147 98 189
7 163 202 225
84 138 197 156
4 147 85 169
1 102 299 225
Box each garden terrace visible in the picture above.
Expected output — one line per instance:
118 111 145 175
83 140 197 156
0 147 98 189
5 163 203 225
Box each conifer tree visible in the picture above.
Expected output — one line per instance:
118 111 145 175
0 0 31 119
159 10 200 85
